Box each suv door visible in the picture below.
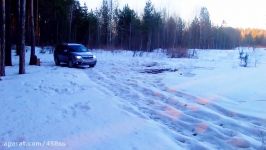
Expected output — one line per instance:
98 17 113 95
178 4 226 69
56 45 63 62
61 45 69 63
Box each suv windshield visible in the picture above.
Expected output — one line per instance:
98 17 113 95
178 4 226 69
69 45 88 52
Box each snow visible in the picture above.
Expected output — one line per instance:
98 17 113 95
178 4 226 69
0 48 180 150
1 47 266 149
162 49 266 118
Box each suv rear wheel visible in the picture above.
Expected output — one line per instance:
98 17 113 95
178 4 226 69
54 56 60 66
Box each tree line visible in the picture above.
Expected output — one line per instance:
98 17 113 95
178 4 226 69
0 0 266 76
62 0 265 50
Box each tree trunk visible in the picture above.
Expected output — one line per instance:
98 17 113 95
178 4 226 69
68 3 73 42
5 0 11 66
19 0 26 74
29 0 37 65
109 0 113 48
34 0 39 45
129 23 132 50
0 0 6 76
147 32 152 52
16 0 20 55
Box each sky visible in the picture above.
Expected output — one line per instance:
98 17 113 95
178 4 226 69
79 0 266 29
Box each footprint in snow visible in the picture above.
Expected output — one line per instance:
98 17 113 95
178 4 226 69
228 137 250 148
70 81 78 86
65 102 91 118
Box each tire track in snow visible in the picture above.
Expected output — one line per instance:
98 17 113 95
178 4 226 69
84 63 266 150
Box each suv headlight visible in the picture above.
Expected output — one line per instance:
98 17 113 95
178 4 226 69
75 56 82 59
93 55 97 59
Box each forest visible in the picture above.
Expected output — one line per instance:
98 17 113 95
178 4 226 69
0 0 266 76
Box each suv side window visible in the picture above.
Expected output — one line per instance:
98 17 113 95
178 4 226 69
56 45 63 53
63 46 69 53
56 45 69 53
68 47 75 52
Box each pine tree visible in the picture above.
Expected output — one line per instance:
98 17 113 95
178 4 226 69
5 0 11 66
117 5 136 49
189 17 200 49
29 0 37 65
100 0 109 47
68 1 74 42
199 7 211 49
0 0 5 76
16 0 21 55
176 17 185 47
143 0 154 51
165 17 177 48
19 0 26 74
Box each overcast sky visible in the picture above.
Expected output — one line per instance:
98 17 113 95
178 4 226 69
79 0 266 29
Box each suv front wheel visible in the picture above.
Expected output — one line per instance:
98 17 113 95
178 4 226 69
89 64 96 68
68 58 74 68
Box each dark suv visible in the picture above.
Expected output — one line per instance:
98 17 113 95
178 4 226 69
54 43 97 68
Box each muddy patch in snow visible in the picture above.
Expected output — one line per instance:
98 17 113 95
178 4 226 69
143 62 159 68
141 68 178 74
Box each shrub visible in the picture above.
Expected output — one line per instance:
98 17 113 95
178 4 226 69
239 49 249 67
167 48 188 58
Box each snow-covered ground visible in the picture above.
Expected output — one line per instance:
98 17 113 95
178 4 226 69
1 47 266 150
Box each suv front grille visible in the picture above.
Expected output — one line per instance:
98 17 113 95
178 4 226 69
82 56 93 60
